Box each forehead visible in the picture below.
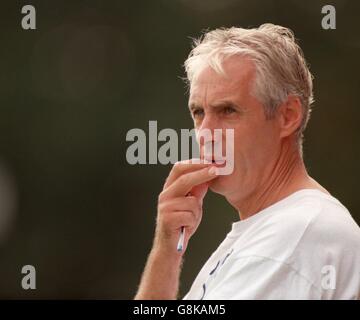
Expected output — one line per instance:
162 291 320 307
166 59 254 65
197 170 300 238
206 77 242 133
189 55 256 104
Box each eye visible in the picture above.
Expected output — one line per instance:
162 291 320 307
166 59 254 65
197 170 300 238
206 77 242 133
222 106 236 115
192 108 204 118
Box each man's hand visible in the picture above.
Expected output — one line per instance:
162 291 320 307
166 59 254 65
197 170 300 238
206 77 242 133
154 160 219 255
134 160 218 300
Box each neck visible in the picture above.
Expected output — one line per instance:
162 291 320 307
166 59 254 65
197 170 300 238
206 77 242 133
229 140 328 220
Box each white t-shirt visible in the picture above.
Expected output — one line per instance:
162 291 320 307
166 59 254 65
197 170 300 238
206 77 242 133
183 189 360 300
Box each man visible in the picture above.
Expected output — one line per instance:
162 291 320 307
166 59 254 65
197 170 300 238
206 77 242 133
134 24 360 299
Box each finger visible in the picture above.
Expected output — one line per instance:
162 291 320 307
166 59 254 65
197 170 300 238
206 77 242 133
162 166 218 199
158 196 202 219
160 210 200 233
163 159 212 189
190 183 209 201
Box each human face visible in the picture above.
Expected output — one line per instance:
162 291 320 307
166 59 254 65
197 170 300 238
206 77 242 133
188 56 282 203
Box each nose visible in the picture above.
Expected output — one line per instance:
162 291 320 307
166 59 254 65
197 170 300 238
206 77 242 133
197 113 223 161
198 112 220 135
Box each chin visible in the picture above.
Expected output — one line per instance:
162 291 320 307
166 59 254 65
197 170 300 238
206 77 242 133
208 175 233 195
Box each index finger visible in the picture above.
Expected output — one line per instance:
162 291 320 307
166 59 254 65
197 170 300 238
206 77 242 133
162 166 218 199
163 159 212 189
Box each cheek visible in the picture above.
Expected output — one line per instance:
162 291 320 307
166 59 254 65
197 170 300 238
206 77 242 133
232 122 277 167
252 129 280 170
232 125 257 157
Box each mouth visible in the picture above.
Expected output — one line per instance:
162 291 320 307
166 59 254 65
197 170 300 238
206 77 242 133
204 157 226 168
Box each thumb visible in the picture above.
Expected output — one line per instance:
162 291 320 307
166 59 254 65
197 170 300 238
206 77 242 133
190 183 209 202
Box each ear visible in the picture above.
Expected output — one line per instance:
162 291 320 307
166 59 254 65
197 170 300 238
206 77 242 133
278 95 303 139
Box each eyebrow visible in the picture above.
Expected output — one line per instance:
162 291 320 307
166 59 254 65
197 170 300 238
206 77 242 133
188 100 243 111
188 103 201 111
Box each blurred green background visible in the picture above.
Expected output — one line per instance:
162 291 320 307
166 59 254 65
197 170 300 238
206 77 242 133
0 0 359 298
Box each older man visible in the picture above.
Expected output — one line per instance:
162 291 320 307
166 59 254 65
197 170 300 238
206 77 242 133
134 24 360 299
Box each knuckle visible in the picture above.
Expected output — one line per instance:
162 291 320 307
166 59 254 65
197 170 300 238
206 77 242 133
157 201 166 213
163 177 170 188
179 174 190 186
173 161 182 172
158 199 174 215
158 191 166 203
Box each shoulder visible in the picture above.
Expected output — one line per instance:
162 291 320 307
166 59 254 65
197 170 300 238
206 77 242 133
289 191 360 248
230 191 360 298
233 190 360 260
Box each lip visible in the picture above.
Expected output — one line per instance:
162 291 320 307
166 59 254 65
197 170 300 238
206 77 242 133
213 160 226 168
202 157 226 167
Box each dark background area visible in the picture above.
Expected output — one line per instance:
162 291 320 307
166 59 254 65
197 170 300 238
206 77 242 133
0 0 359 298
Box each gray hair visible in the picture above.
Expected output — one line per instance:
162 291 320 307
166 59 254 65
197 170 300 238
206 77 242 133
184 23 314 154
